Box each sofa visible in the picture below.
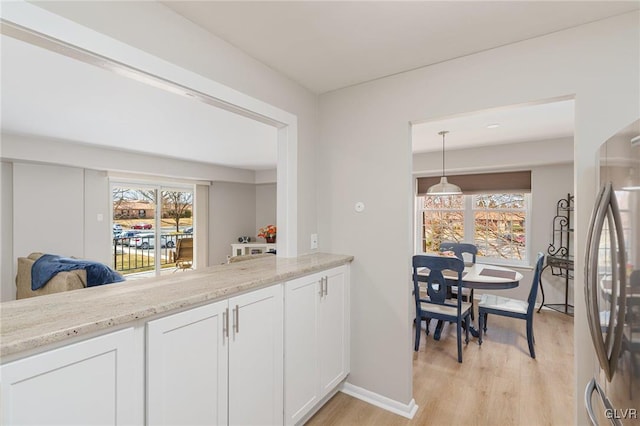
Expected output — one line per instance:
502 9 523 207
16 252 87 299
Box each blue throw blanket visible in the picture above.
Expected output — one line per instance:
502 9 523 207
32 254 125 291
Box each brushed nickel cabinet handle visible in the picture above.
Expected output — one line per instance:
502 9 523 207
319 278 324 297
324 276 329 297
234 304 240 333
223 307 229 338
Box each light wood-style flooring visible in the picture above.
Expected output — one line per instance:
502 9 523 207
307 309 574 425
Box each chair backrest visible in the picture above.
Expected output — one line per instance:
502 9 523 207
528 252 545 315
439 242 477 264
175 238 193 262
413 254 465 308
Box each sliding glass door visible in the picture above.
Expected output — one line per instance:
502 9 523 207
112 182 194 277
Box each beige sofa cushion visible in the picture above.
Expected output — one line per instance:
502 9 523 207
16 253 87 299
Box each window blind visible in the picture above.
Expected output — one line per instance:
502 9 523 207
416 171 531 195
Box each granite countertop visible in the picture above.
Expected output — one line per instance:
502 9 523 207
0 252 353 358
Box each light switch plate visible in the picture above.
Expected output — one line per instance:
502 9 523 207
310 233 318 249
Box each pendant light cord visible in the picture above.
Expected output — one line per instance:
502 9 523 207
438 130 449 178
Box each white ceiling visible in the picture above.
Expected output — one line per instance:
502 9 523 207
412 99 575 153
2 2 637 167
164 1 639 94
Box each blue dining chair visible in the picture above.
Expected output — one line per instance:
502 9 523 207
440 242 478 319
413 254 473 363
478 252 544 358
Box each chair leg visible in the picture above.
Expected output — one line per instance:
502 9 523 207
425 318 431 336
464 314 470 344
526 318 536 358
478 311 484 346
457 319 463 363
483 312 488 331
434 320 445 341
470 289 475 321
414 317 421 351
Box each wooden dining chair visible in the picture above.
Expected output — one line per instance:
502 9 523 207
478 252 544 358
440 242 478 319
413 254 473 363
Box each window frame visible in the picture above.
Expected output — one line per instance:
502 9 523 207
416 192 532 268
110 179 195 277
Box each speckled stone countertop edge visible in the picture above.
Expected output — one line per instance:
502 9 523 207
1 253 353 358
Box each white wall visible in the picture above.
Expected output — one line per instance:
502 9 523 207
194 184 210 270
13 162 84 260
84 169 111 264
1 162 14 302
209 182 257 265
318 11 639 421
530 164 575 305
255 183 277 237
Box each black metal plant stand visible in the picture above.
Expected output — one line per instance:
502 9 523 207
538 194 574 315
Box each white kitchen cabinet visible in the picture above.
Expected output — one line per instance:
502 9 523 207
283 271 321 423
0 327 140 426
229 284 284 425
284 265 349 425
319 266 349 394
147 284 283 426
147 300 228 425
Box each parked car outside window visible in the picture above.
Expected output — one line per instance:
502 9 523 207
116 230 141 246
132 223 152 229
132 233 174 249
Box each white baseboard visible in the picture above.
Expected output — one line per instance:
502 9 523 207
339 382 418 419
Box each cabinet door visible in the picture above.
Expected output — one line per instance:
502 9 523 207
229 284 283 426
319 266 349 396
147 301 228 426
1 327 139 426
284 272 322 425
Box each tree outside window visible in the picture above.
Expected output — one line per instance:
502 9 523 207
418 193 529 264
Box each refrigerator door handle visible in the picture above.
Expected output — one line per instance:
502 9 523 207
585 184 607 326
585 182 627 381
608 183 628 363
585 377 623 426
586 184 613 378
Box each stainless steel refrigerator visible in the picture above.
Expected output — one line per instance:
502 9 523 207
585 118 640 425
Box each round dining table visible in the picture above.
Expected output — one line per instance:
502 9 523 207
455 263 523 290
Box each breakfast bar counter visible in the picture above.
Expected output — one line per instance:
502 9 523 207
0 252 353 358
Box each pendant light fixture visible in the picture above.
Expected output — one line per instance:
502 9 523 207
427 130 462 195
